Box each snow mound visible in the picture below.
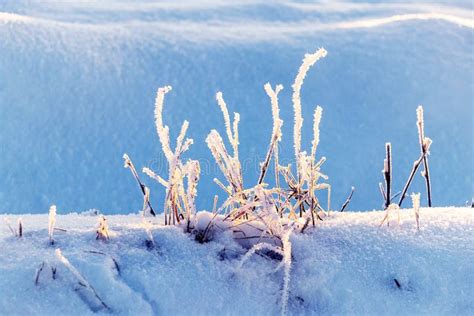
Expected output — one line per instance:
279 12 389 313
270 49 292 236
1 207 473 315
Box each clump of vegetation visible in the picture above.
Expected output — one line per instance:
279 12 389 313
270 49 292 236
123 48 335 316
3 217 22 238
379 105 433 227
122 47 436 315
96 215 110 241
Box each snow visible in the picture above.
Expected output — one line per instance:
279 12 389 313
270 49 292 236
0 1 472 214
1 207 473 315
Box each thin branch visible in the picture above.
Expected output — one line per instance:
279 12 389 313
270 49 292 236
340 186 355 212
379 182 386 201
417 105 432 207
123 154 156 216
383 143 392 209
398 153 425 207
35 262 46 286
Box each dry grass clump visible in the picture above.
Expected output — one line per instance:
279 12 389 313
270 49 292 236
124 49 333 237
121 48 357 315
379 105 433 228
96 215 110 241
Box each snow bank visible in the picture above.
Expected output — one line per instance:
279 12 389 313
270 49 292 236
1 207 472 315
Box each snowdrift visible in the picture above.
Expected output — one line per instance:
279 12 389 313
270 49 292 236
1 1 473 213
1 207 473 315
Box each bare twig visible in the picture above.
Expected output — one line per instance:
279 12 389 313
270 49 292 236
340 186 355 212
84 250 121 276
398 153 425 207
300 217 311 233
391 191 402 200
35 262 46 286
18 218 23 238
383 143 392 209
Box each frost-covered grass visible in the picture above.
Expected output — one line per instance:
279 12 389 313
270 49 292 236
1 207 473 315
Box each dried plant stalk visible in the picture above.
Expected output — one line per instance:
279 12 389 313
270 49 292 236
383 143 392 209
123 154 156 216
417 106 432 207
411 192 421 230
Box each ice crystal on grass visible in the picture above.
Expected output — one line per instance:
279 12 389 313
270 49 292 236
411 192 421 230
48 205 56 245
291 48 327 173
96 215 110 241
144 86 200 226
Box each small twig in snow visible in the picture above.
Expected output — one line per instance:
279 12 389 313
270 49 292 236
398 154 425 207
84 250 121 276
340 186 355 212
123 153 156 216
35 262 46 286
3 217 17 237
18 218 23 238
383 143 392 209
55 249 109 312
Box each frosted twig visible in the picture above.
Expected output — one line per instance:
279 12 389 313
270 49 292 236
280 228 293 316
141 186 152 217
292 48 327 177
259 83 284 184
417 106 432 207
340 186 355 212
379 182 386 201
398 152 425 207
311 106 323 161
232 113 240 161
123 153 156 216
96 215 110 241
212 195 219 214
236 242 284 271
379 203 400 227
143 167 168 188
186 160 200 232
411 192 421 230
55 249 109 312
154 86 173 161
48 205 56 245
216 92 234 148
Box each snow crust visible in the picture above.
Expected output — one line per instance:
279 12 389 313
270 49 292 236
1 207 472 315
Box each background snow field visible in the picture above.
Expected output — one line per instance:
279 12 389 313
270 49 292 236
0 1 473 214
0 208 473 315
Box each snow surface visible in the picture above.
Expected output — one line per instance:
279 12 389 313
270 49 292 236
0 1 473 214
1 207 473 315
